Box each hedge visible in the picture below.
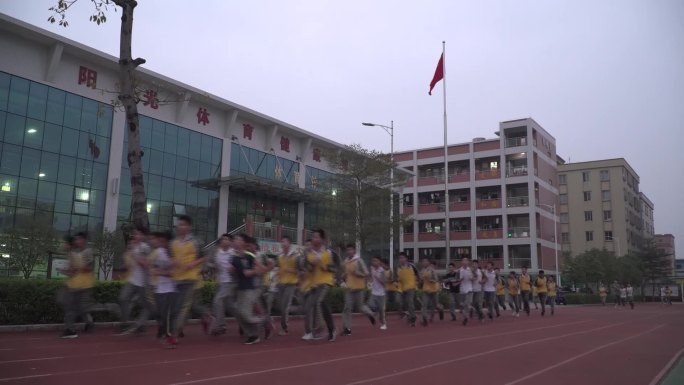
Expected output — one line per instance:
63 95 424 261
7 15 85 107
0 280 454 325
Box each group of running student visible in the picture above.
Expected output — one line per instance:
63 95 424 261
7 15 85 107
394 255 558 327
599 282 636 309
58 217 560 347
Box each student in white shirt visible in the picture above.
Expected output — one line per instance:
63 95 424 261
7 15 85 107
458 257 474 326
210 234 237 335
150 231 178 348
368 256 388 330
470 260 485 321
483 261 497 320
118 226 153 335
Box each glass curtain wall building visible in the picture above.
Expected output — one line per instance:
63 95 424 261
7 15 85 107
0 71 111 236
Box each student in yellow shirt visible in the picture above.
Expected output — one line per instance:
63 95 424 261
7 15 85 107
534 270 548 316
519 266 532 316
277 235 299 335
546 276 557 316
507 271 521 317
383 259 401 313
494 267 507 317
302 229 338 342
341 244 376 336
397 252 419 327
419 259 444 326
60 233 95 338
599 285 608 306
171 215 213 336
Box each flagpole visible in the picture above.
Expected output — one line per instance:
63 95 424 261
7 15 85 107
442 41 450 268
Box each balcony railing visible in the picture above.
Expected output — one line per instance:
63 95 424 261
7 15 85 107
477 228 503 239
281 226 298 242
418 231 446 242
475 169 500 180
507 227 530 238
476 198 502 210
253 222 276 240
417 175 444 186
506 167 528 177
449 172 469 183
449 201 470 211
417 203 445 214
449 230 471 240
505 137 527 148
507 196 529 207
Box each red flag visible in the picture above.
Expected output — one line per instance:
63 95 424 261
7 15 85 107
428 53 444 95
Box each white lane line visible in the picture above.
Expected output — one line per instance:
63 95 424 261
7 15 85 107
0 356 65 364
648 347 684 385
0 319 589 382
504 324 666 385
343 315 662 385
164 320 592 385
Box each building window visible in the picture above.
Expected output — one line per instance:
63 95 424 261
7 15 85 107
603 210 612 221
559 194 568 204
604 231 613 241
582 171 590 182
584 211 593 221
602 190 610 201
583 191 591 201
585 231 594 241
600 170 610 181
560 213 569 224
558 174 567 185
561 232 569 243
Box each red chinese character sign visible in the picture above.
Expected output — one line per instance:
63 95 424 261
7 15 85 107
142 90 159 109
78 66 97 89
280 136 290 152
197 107 210 125
313 148 321 162
243 124 253 140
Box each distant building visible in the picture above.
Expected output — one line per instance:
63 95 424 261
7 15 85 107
675 259 684 279
655 234 676 277
557 158 650 257
395 118 561 274
640 193 655 240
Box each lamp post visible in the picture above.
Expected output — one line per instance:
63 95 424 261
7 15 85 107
539 203 560 286
362 121 394 270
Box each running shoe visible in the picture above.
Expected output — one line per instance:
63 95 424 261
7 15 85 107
61 329 78 339
244 336 261 345
342 328 352 336
380 324 388 330
367 315 376 326
328 329 337 342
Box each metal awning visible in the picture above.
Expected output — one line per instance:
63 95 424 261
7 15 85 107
215 175 318 202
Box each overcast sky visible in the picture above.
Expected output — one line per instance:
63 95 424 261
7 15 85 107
2 0 683 256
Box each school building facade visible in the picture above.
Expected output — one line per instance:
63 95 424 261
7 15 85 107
0 14 345 249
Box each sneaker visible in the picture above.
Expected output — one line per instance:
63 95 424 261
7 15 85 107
541 311 545 317
201 314 214 335
301 333 315 341
117 326 140 336
421 317 428 327
516 313 520 318
61 329 78 339
244 336 260 345
264 326 273 340
178 329 185 338
488 313 493 320
328 329 337 342
210 327 227 336
380 324 387 330
278 329 289 336
450 313 457 321
164 335 178 349
367 315 376 326
342 328 352 336
83 322 94 333
462 318 468 326
438 309 444 321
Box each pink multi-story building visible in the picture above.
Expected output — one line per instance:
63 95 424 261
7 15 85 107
395 118 561 274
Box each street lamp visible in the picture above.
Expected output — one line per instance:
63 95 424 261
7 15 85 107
362 121 394 270
539 203 561 286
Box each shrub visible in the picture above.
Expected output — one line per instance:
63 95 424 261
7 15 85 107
0 280 468 325
564 293 602 305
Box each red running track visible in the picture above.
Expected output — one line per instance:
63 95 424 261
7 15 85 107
0 304 682 385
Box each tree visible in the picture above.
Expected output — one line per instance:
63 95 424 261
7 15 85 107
94 229 126 280
4 225 57 279
324 144 408 255
562 249 618 288
49 0 149 230
636 239 672 300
